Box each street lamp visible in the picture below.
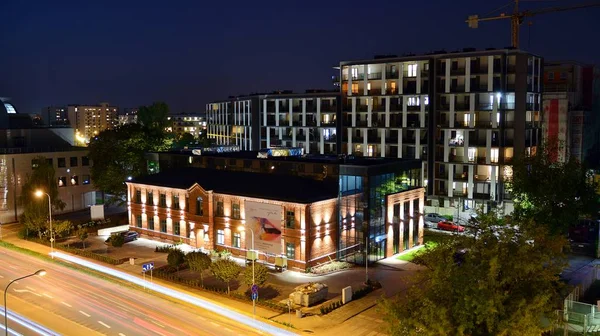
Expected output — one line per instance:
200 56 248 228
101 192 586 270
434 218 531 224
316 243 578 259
34 190 53 257
4 269 46 335
238 225 256 319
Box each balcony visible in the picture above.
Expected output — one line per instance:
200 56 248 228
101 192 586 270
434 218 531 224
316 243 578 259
450 68 465 76
453 173 468 181
421 70 430 77
385 88 399 95
449 138 465 147
320 121 336 127
448 155 466 163
355 120 368 127
407 105 420 112
342 74 365 81
474 175 491 183
386 71 398 79
357 105 368 112
368 89 383 96
451 86 466 92
292 105 303 112
368 72 382 80
473 192 492 200
475 121 492 128
389 103 401 111
321 104 337 113
470 65 488 74
324 135 337 143
471 85 489 92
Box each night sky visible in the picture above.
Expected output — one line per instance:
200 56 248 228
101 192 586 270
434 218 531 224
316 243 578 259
1 0 598 115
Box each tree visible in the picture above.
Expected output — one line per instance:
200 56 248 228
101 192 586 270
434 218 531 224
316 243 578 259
53 220 73 239
88 123 170 203
510 143 599 235
379 211 567 336
173 132 196 149
138 102 171 131
210 259 241 294
77 228 88 249
167 249 186 276
186 251 212 287
19 156 66 238
242 263 269 287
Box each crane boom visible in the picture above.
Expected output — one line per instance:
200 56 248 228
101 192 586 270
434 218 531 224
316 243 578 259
466 1 600 48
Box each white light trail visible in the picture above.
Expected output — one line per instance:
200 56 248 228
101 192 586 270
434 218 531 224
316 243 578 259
0 307 59 336
51 252 296 336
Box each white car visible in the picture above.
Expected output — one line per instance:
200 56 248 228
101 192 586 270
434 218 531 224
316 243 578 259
424 213 447 228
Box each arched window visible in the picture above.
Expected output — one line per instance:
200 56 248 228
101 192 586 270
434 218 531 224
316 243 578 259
196 197 203 216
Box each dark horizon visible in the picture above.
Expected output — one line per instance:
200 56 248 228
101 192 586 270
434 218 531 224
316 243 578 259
1 0 599 115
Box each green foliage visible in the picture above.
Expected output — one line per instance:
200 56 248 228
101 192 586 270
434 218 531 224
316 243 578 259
137 102 171 131
27 238 124 265
243 263 269 287
52 220 74 239
210 258 241 294
19 156 66 238
173 132 196 149
379 211 568 336
186 251 212 287
310 261 352 275
155 244 177 253
510 143 599 235
88 123 171 204
167 249 186 275
76 228 88 249
110 234 124 247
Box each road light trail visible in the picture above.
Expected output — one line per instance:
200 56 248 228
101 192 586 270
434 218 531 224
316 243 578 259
51 251 296 336
0 307 59 336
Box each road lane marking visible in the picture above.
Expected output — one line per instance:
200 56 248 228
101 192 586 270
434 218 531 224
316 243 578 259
211 322 220 327
198 316 206 321
0 275 4 278
13 289 41 297
79 311 90 317
150 320 165 328
42 293 53 299
119 334 126 336
9 265 17 269
25 286 36 291
98 321 111 328
224 328 232 332
61 301 72 307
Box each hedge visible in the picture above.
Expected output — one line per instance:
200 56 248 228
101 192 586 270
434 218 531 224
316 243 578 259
26 238 125 265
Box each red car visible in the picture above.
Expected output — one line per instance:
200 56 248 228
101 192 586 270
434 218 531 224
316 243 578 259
437 220 465 232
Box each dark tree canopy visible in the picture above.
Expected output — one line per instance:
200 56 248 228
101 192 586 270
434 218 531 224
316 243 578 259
137 102 171 131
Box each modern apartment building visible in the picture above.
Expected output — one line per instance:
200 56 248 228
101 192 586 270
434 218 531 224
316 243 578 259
118 108 138 126
542 61 599 163
67 102 118 142
205 49 543 216
206 90 341 155
167 113 207 138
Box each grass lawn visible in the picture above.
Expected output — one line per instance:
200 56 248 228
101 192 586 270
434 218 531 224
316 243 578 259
396 232 450 262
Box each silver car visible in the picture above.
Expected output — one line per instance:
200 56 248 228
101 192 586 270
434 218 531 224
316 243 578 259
424 213 446 228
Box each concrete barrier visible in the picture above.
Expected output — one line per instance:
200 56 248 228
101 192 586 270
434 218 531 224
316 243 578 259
97 225 130 236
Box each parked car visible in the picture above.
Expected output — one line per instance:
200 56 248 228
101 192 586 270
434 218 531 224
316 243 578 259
105 231 139 244
424 213 446 228
437 220 465 232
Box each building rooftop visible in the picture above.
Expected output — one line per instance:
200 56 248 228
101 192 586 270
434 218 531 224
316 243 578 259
130 167 339 203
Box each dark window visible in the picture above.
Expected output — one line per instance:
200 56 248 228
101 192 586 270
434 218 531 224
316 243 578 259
147 191 154 205
159 193 166 207
160 219 167 233
232 203 240 219
58 176 67 187
286 242 295 259
172 195 180 209
196 197 203 216
244 160 252 168
83 175 91 185
70 157 78 167
148 217 155 230
82 156 90 166
548 72 555 80
233 233 241 248
13 136 25 147
229 159 236 165
173 221 180 236
46 158 53 166
31 159 40 169
185 196 189 212
136 215 142 228
286 211 295 229
216 201 224 216
217 229 224 245
135 190 142 204
57 158 66 168
560 72 567 80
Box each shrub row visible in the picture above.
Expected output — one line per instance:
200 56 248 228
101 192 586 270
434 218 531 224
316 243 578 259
352 285 374 300
155 245 178 253
77 218 112 229
320 300 344 315
310 261 352 275
26 238 124 265
151 269 288 313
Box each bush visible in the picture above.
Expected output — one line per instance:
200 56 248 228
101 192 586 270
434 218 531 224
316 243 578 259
310 261 352 275
155 245 176 253
110 234 125 247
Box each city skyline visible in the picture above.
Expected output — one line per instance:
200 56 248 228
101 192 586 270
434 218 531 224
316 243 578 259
1 0 599 115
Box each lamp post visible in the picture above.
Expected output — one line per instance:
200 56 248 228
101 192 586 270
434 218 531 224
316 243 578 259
239 225 255 318
4 270 46 335
34 191 53 257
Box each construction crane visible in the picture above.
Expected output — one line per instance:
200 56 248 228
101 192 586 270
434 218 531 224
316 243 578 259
466 0 600 49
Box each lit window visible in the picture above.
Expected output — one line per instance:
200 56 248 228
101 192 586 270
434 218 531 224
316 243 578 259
232 203 240 219
367 82 371 91
286 211 295 229
351 83 358 94
4 104 16 114
491 148 499 163
286 242 295 259
407 64 417 77
424 96 429 105
408 97 420 106
58 176 66 187
351 68 358 79
468 148 477 162
173 221 180 236
391 81 397 92
217 230 225 245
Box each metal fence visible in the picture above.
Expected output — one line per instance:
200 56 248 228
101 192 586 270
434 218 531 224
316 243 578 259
553 266 600 335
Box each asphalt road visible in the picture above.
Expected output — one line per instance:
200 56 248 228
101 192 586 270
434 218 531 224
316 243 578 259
0 247 262 336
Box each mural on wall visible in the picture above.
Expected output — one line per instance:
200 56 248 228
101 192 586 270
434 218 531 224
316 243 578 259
244 201 282 255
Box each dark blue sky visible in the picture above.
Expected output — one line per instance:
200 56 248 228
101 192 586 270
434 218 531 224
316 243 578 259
1 0 598 114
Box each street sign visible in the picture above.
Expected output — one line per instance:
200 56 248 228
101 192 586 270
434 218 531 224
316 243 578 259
251 292 258 301
142 262 154 272
251 284 258 294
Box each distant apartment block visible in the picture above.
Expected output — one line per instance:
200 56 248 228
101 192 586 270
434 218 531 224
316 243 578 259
206 90 341 155
119 108 138 125
41 106 68 126
67 102 118 142
167 113 207 138
543 61 599 162
206 48 543 216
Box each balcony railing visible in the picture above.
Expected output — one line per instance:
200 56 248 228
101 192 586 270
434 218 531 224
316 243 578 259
368 72 382 80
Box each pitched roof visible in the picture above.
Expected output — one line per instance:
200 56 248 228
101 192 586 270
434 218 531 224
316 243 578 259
130 167 338 204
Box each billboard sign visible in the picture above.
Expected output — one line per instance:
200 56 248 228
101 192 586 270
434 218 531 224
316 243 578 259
244 201 282 255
